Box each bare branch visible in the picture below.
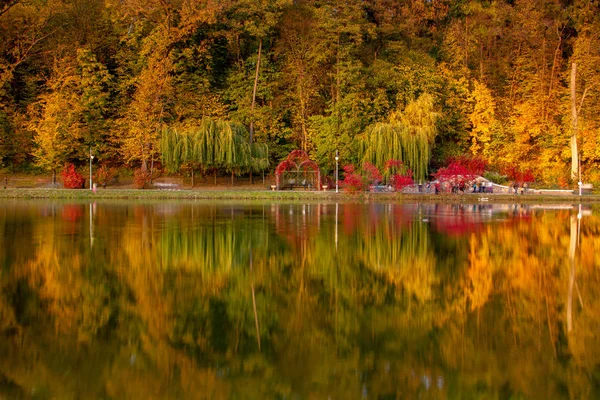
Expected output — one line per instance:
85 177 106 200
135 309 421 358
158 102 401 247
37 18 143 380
578 85 593 115
0 0 21 18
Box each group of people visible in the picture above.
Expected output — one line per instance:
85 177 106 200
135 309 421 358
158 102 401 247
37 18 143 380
512 182 528 194
472 181 493 193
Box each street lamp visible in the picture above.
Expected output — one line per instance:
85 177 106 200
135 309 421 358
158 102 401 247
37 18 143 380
335 150 339 193
89 147 94 190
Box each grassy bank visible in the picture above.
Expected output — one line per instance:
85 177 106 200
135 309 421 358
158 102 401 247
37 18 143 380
1 188 600 203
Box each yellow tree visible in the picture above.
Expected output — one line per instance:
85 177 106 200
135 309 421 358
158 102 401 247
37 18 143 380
121 38 173 172
114 0 224 171
29 51 83 184
469 80 497 159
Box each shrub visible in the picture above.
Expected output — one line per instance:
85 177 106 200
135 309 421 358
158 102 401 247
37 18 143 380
385 160 413 191
445 155 488 176
502 165 535 184
60 163 85 189
483 171 507 185
134 168 152 189
94 165 117 188
362 162 382 187
391 170 414 191
433 162 476 192
340 164 365 193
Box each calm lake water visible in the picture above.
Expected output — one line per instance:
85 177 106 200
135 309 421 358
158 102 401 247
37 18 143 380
0 200 599 399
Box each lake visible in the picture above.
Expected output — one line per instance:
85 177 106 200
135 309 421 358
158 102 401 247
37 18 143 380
0 200 598 399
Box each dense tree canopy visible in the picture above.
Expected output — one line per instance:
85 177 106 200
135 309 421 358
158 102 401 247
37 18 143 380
1 0 599 184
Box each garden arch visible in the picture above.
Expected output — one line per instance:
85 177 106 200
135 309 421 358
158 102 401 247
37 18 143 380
275 150 321 190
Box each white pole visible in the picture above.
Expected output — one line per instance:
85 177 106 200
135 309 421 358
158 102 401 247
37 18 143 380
335 150 339 193
89 147 94 190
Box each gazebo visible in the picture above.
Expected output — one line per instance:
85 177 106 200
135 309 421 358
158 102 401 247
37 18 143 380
275 150 321 190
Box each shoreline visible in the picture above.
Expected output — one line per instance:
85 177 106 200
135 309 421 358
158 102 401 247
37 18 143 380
1 188 599 203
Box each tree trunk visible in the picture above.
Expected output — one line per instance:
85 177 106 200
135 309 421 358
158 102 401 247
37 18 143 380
150 151 154 183
141 144 147 172
250 39 262 145
570 62 579 182
231 170 234 186
191 169 194 187
213 169 217 185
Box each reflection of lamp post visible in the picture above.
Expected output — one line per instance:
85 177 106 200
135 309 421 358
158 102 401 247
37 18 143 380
335 150 339 193
89 147 94 190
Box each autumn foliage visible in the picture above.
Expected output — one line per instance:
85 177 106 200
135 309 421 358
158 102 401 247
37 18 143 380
502 165 535 184
340 165 365 193
60 163 85 189
94 165 117 188
133 168 153 189
3 0 600 187
385 160 414 191
445 155 488 176
433 162 477 192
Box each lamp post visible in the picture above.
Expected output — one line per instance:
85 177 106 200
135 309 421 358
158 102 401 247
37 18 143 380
89 147 94 190
335 150 339 193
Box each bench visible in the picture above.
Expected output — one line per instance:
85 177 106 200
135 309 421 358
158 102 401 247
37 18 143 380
153 182 179 190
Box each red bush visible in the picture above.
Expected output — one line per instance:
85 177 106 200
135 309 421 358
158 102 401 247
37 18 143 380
362 162 382 186
60 163 85 189
433 162 476 192
94 165 117 188
391 170 414 191
446 155 488 176
502 165 535 184
385 160 413 191
341 164 365 193
134 168 152 189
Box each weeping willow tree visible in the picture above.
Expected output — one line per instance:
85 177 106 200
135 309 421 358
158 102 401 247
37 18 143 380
161 118 269 184
360 94 438 182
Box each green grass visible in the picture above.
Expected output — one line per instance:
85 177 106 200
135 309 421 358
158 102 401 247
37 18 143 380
1 188 600 203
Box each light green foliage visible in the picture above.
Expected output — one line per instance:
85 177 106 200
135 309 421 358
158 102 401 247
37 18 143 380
160 119 269 175
360 94 438 182
76 48 113 158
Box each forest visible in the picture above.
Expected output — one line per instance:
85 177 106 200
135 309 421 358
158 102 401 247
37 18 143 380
1 0 599 186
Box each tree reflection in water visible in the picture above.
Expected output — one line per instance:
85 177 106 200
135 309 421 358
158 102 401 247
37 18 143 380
0 201 598 399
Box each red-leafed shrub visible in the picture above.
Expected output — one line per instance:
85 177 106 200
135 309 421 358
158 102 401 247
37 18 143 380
341 164 365 193
60 163 85 189
391 171 414 191
385 160 413 191
94 165 117 188
445 155 488 176
362 162 382 187
502 165 535 184
433 162 476 192
134 168 152 189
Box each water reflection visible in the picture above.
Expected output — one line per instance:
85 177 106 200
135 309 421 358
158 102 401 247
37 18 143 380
0 200 598 399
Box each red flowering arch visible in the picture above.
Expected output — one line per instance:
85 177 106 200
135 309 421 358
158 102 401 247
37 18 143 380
275 150 321 190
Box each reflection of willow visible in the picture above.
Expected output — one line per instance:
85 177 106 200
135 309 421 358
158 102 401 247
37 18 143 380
355 219 437 302
309 204 437 302
158 220 268 271
293 207 440 351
